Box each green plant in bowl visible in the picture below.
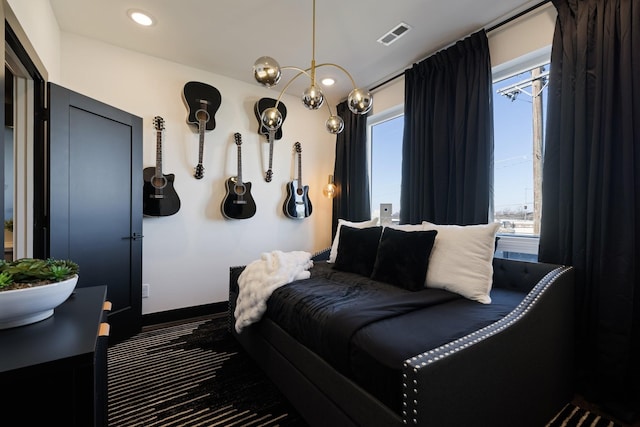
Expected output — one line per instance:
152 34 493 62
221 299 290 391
0 258 79 292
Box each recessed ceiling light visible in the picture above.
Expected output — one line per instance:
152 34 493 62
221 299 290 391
128 9 155 27
321 77 335 86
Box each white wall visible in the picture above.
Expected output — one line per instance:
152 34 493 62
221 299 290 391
6 0 61 81
58 34 335 313
488 3 556 71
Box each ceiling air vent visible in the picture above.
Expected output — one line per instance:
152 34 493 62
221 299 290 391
377 22 412 46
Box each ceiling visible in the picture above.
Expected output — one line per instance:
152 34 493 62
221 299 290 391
48 0 543 104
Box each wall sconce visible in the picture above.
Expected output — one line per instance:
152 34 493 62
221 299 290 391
323 175 337 198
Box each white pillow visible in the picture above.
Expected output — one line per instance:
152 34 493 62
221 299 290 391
385 223 425 232
328 218 379 263
421 221 500 304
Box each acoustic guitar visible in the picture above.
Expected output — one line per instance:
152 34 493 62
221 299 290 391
143 116 181 216
284 142 312 219
254 97 287 182
221 133 257 220
183 81 222 179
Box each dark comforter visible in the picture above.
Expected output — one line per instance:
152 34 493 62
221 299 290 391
264 261 525 413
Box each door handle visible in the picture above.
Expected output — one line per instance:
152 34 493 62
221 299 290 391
123 233 144 240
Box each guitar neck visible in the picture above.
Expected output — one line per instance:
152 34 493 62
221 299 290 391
198 118 205 163
297 151 302 190
155 129 163 177
236 142 243 184
268 129 275 165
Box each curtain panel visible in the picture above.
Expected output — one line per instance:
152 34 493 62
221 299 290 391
331 101 371 237
400 30 494 225
539 0 640 417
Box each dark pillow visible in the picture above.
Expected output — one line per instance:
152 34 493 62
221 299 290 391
371 228 438 291
333 225 383 276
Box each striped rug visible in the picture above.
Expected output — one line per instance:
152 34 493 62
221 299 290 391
108 315 306 426
108 316 621 427
547 403 621 427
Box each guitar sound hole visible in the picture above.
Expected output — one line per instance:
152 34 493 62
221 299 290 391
195 109 210 123
151 176 167 189
234 185 246 196
296 188 303 196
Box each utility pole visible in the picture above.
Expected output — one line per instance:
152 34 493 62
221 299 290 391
531 67 544 235
496 66 548 235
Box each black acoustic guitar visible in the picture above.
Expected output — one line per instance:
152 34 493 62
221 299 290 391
222 133 257 220
284 142 312 219
143 116 181 216
183 81 222 179
254 97 287 182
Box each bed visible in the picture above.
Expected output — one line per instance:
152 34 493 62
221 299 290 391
228 222 575 426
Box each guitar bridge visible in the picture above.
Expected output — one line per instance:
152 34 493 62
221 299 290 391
150 194 165 199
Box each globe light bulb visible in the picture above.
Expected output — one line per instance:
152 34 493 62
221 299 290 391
302 85 324 110
325 115 344 134
261 106 283 131
253 56 281 87
348 88 373 114
323 175 337 198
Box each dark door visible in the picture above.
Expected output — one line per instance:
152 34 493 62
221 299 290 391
48 83 143 343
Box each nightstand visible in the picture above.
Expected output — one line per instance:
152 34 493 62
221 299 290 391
0 285 110 426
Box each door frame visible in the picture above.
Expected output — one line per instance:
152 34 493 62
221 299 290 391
2 1 48 258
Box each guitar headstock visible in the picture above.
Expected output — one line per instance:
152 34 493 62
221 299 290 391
153 116 165 131
234 132 243 146
294 141 302 153
194 164 204 180
265 170 273 182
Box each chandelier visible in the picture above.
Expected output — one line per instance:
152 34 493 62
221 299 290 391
252 0 373 134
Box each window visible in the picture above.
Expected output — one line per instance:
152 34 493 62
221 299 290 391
492 60 550 260
367 105 403 223
365 53 550 263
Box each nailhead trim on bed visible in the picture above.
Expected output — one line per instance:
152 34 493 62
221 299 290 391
401 265 573 425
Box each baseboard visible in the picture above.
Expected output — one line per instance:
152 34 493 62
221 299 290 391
142 301 228 327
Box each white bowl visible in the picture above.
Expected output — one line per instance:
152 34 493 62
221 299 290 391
0 275 79 329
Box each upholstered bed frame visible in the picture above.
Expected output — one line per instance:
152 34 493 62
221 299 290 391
228 249 575 427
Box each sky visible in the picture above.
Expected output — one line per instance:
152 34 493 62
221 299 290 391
369 66 548 218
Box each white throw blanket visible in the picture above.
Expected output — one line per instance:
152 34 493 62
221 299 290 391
234 250 313 333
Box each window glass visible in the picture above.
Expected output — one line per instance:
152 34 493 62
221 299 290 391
493 62 549 260
368 109 403 223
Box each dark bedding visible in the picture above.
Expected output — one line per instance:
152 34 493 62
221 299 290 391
265 261 526 413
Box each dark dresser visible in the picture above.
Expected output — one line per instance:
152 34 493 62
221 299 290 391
0 285 110 426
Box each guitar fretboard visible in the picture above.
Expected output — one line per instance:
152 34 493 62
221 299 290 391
194 105 208 179
295 142 303 193
155 129 163 180
236 141 243 184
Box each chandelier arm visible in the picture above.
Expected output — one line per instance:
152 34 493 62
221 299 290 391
279 67 336 118
314 63 358 89
273 67 313 105
325 101 334 117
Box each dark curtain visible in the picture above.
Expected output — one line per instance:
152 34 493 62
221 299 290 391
400 30 494 225
331 100 371 237
538 0 640 419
